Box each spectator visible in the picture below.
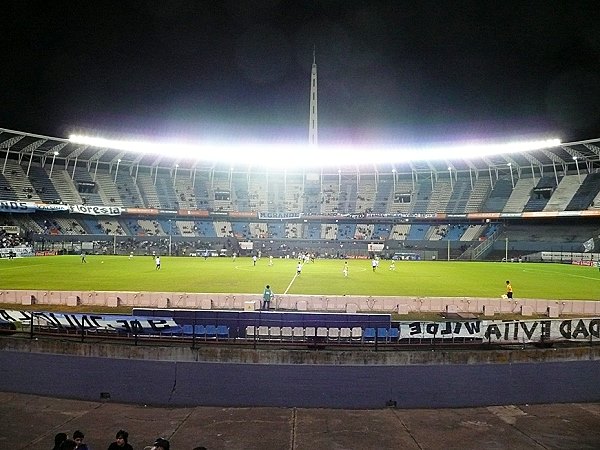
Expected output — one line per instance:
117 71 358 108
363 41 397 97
152 438 169 450
53 432 67 450
107 430 132 450
73 430 90 450
60 440 77 450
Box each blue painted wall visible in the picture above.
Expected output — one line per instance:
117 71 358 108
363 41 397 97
1 351 599 408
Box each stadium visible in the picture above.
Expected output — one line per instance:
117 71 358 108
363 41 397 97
1 127 600 264
2 38 600 450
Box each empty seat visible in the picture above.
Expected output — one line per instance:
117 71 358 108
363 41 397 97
377 327 389 340
304 327 316 338
328 328 340 339
194 325 206 335
216 325 229 339
316 327 328 337
245 325 256 337
351 327 363 339
339 328 352 339
292 327 304 339
388 328 400 341
182 324 193 335
205 325 218 336
269 326 281 338
258 326 269 337
281 326 293 338
363 328 376 341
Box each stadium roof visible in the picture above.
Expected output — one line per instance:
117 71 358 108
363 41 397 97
1 127 599 177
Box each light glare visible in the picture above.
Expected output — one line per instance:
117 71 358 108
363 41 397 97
69 134 561 168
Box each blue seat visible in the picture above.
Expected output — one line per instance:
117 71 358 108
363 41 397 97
216 325 229 339
205 325 218 336
376 328 389 340
194 325 206 335
182 325 193 335
363 327 376 341
388 328 400 341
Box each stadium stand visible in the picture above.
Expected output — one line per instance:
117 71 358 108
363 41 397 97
566 172 600 210
544 174 581 211
26 163 61 203
464 177 490 212
523 175 559 211
426 180 452 214
503 177 536 213
115 171 144 207
482 177 512 212
1 128 600 263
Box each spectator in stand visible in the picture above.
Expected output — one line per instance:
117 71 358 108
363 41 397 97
107 429 133 450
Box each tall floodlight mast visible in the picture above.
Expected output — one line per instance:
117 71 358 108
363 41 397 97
309 47 318 147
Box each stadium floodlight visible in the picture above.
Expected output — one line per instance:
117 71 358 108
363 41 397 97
69 134 561 169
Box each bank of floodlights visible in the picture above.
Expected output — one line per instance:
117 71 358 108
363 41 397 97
69 134 561 169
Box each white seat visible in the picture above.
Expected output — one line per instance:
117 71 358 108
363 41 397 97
316 327 328 337
258 326 269 337
292 327 304 338
351 327 363 339
339 328 352 339
328 327 340 339
269 326 281 338
304 327 316 337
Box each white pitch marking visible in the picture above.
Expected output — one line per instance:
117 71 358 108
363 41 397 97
521 267 600 282
283 272 299 295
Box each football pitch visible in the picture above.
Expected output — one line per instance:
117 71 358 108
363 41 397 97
0 255 599 301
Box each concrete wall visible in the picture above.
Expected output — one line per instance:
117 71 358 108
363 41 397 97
0 338 599 408
1 289 600 317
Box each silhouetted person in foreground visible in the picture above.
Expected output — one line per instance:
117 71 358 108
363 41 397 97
53 433 67 450
107 429 133 450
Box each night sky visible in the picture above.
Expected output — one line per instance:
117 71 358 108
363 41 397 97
2 1 600 146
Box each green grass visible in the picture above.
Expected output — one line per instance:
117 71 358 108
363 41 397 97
1 255 599 300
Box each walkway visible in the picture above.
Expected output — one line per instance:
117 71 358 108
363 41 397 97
2 392 599 449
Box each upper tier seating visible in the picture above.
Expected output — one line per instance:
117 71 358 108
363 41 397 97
566 173 600 211
482 178 512 212
544 174 581 212
5 155 600 218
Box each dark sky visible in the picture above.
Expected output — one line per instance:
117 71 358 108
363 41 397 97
2 1 600 146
